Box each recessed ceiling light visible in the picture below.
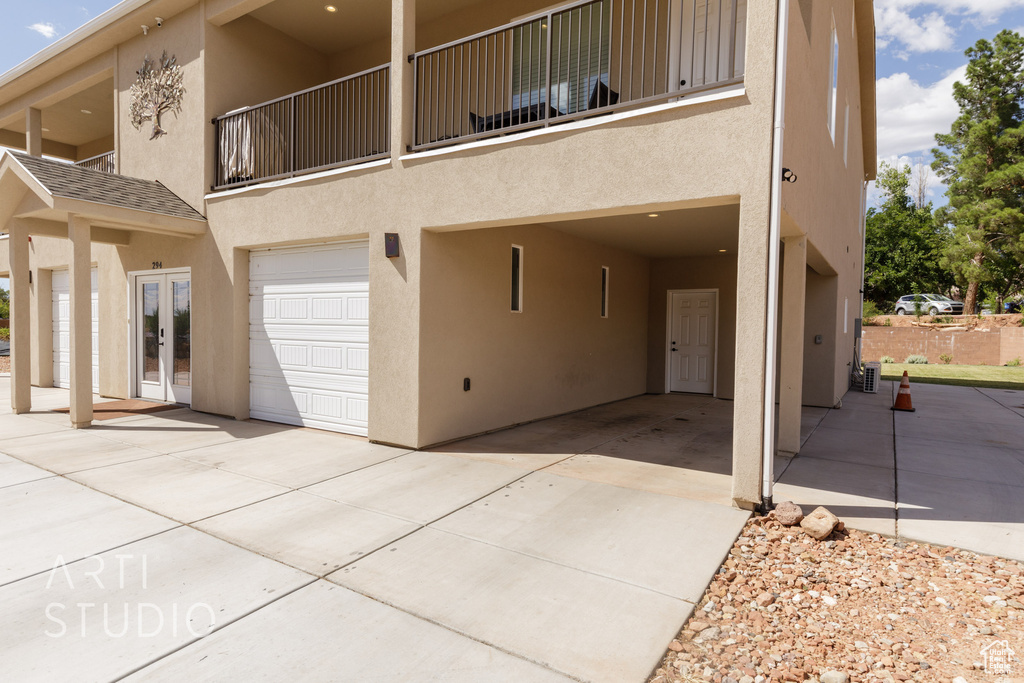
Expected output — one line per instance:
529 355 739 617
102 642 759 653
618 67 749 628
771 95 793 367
648 213 659 218
324 4 337 11
80 109 92 115
719 249 727 253
42 127 50 132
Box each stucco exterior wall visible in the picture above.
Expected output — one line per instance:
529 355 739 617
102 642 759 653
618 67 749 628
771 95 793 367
780 0 869 407
418 224 650 446
646 255 738 399
116 5 206 211
0 0 876 498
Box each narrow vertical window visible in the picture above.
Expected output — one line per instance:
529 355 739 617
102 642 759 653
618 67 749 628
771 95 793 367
844 297 849 334
828 21 839 143
843 103 850 166
600 266 609 318
511 245 523 312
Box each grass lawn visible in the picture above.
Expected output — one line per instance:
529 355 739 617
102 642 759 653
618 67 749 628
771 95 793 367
880 363 1024 390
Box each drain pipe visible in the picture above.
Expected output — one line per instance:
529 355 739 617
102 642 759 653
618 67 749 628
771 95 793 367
761 0 791 512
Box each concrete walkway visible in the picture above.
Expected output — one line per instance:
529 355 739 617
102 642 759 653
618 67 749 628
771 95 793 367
1 378 1021 681
775 379 1024 562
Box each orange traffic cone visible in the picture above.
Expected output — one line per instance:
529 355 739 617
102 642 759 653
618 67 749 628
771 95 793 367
892 371 915 412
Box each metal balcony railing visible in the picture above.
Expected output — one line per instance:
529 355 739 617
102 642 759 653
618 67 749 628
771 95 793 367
75 151 115 173
412 0 746 150
212 64 391 191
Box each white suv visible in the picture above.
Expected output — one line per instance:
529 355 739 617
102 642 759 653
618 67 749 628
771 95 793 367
894 294 964 316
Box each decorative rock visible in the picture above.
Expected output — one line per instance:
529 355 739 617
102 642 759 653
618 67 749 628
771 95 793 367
800 506 840 540
755 592 775 607
820 672 849 683
697 626 721 641
775 501 804 526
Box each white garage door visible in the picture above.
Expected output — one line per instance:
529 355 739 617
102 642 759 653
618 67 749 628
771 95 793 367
249 241 370 435
52 268 99 391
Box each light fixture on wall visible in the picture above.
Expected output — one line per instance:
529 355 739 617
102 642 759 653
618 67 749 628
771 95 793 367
385 233 400 258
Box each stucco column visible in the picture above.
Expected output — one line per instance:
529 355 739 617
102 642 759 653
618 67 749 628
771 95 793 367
25 108 42 157
8 221 32 414
68 215 93 428
731 197 772 510
777 235 807 457
391 0 415 161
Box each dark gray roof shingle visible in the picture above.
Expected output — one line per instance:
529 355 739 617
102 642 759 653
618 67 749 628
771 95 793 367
7 151 205 222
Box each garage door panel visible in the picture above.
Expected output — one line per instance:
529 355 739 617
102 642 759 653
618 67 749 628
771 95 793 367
249 241 369 436
249 339 369 376
52 268 99 391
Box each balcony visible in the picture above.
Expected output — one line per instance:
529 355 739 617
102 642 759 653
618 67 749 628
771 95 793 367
75 151 115 174
413 0 747 150
212 64 391 191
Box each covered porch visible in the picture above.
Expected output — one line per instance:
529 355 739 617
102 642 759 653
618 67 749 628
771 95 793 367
0 151 207 429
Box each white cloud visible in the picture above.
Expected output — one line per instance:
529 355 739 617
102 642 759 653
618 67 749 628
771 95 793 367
27 23 59 39
878 0 1024 24
876 7 957 55
875 65 966 159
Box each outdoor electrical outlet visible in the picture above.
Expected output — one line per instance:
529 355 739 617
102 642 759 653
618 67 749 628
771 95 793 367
464 378 471 391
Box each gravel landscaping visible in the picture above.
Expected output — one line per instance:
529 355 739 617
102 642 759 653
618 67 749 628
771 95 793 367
649 511 1023 683
0 355 9 373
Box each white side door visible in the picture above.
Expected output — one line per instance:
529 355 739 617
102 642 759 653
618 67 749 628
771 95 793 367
135 272 191 404
669 290 717 394
52 268 99 391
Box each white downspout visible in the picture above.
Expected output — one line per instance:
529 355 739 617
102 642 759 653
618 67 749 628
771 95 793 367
762 0 790 507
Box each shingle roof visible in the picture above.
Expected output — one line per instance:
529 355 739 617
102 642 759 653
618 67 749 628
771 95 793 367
7 151 205 222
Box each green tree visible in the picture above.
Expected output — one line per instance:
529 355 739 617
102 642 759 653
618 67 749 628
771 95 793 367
864 162 952 309
0 284 8 319
932 30 1024 315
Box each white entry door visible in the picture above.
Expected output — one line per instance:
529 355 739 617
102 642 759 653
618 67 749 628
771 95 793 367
52 268 99 391
668 290 717 394
135 272 191 404
249 241 369 435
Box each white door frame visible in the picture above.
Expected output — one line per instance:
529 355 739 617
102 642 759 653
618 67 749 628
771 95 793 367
128 268 191 404
664 288 720 397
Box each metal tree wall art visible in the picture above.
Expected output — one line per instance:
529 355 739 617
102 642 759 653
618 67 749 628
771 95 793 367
129 52 185 139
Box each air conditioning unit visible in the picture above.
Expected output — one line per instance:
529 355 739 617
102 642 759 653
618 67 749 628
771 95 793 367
863 362 881 393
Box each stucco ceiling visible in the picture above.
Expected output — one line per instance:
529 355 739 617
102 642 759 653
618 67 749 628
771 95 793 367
539 204 741 258
248 0 485 55
4 79 114 148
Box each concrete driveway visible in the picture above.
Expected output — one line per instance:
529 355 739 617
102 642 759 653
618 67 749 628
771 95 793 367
2 377 1021 681
0 382 751 682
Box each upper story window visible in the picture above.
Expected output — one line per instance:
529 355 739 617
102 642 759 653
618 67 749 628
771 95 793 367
827 19 839 143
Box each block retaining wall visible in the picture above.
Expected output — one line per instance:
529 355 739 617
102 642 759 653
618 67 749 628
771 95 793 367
862 327 1024 366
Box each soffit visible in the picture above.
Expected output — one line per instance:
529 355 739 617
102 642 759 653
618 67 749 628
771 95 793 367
247 0 483 55
4 80 114 147
538 204 740 258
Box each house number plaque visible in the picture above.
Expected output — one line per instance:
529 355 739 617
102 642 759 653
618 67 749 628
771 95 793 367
152 262 163 269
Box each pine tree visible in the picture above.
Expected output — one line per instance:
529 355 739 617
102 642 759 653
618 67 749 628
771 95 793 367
932 30 1024 315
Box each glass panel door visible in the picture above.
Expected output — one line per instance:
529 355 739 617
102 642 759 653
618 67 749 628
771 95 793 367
168 277 191 404
135 272 191 404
